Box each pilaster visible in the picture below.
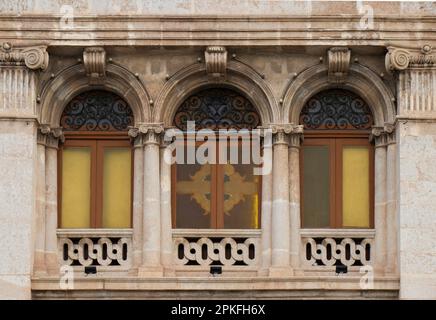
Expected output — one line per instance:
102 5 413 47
0 42 48 299
386 45 436 299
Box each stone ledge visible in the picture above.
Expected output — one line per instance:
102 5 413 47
31 275 399 294
32 289 399 300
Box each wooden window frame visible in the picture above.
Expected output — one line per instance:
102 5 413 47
171 137 262 229
300 130 374 229
58 131 133 228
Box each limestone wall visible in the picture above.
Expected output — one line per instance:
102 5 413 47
0 120 37 299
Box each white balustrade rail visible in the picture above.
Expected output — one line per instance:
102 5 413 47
173 229 261 267
301 229 375 268
57 229 132 269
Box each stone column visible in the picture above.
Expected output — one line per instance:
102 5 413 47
0 42 48 299
288 127 303 274
34 131 47 275
134 124 164 276
385 125 398 275
43 127 63 275
128 129 144 271
386 45 436 299
371 127 388 276
260 135 273 276
270 125 292 276
160 132 174 275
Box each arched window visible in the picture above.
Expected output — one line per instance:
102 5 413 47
59 90 133 228
172 88 262 229
300 89 374 228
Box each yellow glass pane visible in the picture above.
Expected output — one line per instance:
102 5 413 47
103 148 132 228
62 147 91 228
223 163 260 229
342 146 370 228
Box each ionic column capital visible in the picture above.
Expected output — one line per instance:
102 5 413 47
370 123 396 147
128 123 164 146
159 127 177 148
385 45 435 72
261 124 303 146
37 125 64 148
0 42 49 70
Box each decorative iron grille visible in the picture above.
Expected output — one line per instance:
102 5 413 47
173 88 260 131
300 89 373 130
61 90 133 131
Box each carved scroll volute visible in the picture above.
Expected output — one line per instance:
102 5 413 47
205 46 227 78
385 47 410 72
0 42 49 70
385 45 435 73
328 47 351 83
83 47 106 85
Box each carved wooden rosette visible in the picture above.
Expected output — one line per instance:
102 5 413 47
327 47 351 83
385 45 435 72
83 47 106 85
0 42 49 70
204 46 227 78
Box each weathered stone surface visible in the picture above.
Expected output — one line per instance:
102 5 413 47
0 0 436 300
0 120 37 299
397 121 436 299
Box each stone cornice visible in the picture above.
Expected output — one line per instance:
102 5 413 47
385 45 435 72
0 42 49 70
1 15 435 47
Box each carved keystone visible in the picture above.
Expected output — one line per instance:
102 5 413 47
328 47 351 83
205 46 227 77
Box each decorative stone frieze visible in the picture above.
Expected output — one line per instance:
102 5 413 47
83 47 106 84
204 46 227 77
37 125 64 148
0 42 49 70
327 47 351 83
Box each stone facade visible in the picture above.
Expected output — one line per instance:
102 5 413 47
0 1 435 299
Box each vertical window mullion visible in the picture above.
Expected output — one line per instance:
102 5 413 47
334 139 342 228
214 141 224 229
